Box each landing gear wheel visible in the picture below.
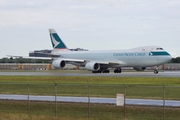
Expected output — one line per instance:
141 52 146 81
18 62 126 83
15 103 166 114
92 70 102 73
114 68 121 73
92 69 110 74
102 69 110 73
154 70 158 74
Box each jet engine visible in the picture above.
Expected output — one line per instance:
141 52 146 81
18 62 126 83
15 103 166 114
85 62 100 71
52 59 66 69
133 67 146 71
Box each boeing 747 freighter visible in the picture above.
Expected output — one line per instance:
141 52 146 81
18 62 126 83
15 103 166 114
8 29 172 74
48 29 172 74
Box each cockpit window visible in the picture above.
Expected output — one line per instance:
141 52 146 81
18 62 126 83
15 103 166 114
156 48 163 50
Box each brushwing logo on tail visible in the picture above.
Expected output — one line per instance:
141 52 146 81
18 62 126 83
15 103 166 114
51 34 60 48
49 30 67 49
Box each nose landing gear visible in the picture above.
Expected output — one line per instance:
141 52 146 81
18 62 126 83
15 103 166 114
154 69 158 74
154 67 159 74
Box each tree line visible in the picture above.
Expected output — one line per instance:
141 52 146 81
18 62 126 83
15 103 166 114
169 57 180 63
0 57 180 63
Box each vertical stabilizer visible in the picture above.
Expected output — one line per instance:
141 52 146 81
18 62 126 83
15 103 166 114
49 29 68 49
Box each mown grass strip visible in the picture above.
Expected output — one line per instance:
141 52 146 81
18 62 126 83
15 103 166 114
0 76 180 99
0 100 180 120
0 76 180 85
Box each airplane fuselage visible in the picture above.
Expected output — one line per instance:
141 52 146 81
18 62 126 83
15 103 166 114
52 46 172 68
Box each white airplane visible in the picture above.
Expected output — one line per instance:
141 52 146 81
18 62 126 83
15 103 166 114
48 29 172 74
8 29 172 74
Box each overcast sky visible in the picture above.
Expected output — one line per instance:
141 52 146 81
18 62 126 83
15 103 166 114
0 0 180 58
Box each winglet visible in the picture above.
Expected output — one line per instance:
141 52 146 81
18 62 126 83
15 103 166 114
49 29 68 49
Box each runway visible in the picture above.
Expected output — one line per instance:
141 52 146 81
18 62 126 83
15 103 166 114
0 94 180 107
0 71 180 77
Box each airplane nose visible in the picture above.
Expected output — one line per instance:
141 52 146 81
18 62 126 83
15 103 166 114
167 52 172 62
158 51 172 63
168 55 172 61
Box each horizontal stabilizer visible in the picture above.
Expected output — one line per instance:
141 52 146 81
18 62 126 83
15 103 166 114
28 52 61 57
7 55 52 60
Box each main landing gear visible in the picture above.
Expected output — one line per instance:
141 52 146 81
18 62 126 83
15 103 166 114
102 69 110 73
114 68 121 73
92 69 110 73
92 68 122 74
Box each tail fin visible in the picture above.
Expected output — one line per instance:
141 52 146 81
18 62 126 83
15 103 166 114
49 29 68 49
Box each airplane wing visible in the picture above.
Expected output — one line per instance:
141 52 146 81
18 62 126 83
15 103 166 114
58 58 85 62
7 54 126 65
52 57 126 65
30 52 60 57
6 55 85 62
52 58 127 70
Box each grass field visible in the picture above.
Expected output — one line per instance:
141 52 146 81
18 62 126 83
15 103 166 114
0 75 180 119
0 100 180 120
0 76 180 99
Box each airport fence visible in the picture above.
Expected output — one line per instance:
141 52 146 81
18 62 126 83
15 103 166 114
0 82 180 120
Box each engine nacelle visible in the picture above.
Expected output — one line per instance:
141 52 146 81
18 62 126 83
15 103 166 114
85 62 100 71
52 59 66 69
133 67 146 71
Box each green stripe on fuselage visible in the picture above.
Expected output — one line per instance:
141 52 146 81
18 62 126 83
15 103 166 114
151 51 170 56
